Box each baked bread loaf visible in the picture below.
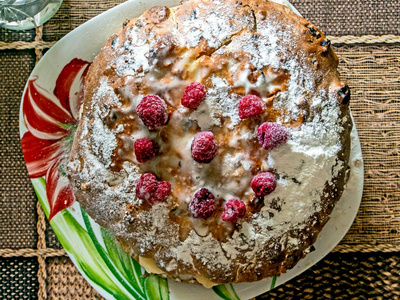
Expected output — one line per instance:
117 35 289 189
68 0 352 286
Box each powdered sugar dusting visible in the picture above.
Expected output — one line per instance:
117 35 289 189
115 29 154 77
178 2 253 49
191 76 241 130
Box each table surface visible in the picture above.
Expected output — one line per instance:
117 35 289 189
1 0 400 299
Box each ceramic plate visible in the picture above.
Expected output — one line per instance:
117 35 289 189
19 1 363 299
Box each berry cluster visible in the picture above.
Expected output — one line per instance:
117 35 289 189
130 83 290 224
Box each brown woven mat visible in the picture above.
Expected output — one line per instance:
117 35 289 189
0 28 36 43
290 0 400 36
0 50 38 249
336 44 400 246
40 0 400 40
1 0 400 299
41 0 127 42
41 253 400 300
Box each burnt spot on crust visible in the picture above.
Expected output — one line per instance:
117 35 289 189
320 39 331 57
135 19 144 29
321 39 331 47
311 59 318 68
190 8 198 20
122 19 129 28
307 25 321 39
269 198 283 212
111 35 118 49
308 26 316 36
338 84 351 105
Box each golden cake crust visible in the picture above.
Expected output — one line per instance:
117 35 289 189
68 0 352 285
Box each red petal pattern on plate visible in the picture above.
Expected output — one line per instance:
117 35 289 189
21 131 65 178
28 78 76 124
23 82 72 138
46 156 76 221
54 58 90 115
21 58 91 220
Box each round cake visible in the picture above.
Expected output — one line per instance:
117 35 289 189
68 0 352 286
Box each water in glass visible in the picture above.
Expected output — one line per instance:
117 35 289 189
0 0 63 30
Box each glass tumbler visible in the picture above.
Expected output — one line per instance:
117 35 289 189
0 0 63 31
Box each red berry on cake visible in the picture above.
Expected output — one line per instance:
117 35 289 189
221 199 246 223
135 173 171 205
189 188 215 219
238 95 264 119
136 173 157 202
134 138 160 163
153 181 171 203
181 82 206 109
136 94 169 130
257 122 289 150
191 131 218 163
251 172 277 197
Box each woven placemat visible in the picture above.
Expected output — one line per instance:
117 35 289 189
0 28 36 43
290 0 400 36
41 0 127 42
260 252 400 299
41 252 400 300
1 0 400 299
0 50 38 249
336 44 400 246
0 257 38 299
40 0 400 40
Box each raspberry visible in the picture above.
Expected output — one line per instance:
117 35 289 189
257 122 289 150
221 199 246 223
191 131 218 163
238 95 264 119
135 173 171 205
251 172 277 197
189 188 215 219
181 82 206 109
153 181 171 203
134 138 159 163
136 95 168 130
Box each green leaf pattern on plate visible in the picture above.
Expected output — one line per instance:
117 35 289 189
212 284 240 300
144 274 169 300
